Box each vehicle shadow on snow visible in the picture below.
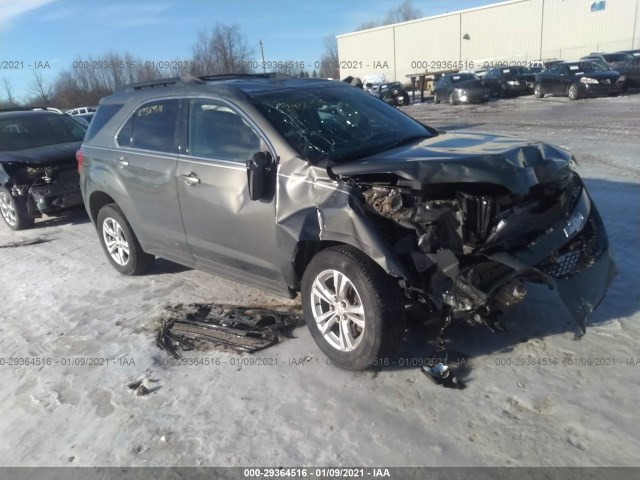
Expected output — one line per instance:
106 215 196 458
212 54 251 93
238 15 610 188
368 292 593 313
145 258 192 275
384 177 639 385
31 207 90 230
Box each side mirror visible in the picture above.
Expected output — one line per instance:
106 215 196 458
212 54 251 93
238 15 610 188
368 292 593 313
246 152 269 201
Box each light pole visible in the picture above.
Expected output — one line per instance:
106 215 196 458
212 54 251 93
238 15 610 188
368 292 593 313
259 40 267 74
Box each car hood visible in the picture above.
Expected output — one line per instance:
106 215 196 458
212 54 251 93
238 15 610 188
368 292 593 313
331 132 573 195
575 71 620 80
0 141 81 166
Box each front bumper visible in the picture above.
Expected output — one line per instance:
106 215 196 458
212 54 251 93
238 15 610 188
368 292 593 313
578 82 622 96
28 181 83 214
491 184 616 332
505 83 530 94
459 89 490 103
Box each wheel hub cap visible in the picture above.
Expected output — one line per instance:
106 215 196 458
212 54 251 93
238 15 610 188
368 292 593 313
102 217 130 266
310 269 365 352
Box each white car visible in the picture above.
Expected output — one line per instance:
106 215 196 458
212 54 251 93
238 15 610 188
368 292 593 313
66 107 96 116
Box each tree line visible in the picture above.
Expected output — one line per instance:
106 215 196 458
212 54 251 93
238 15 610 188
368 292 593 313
0 23 341 109
0 1 420 109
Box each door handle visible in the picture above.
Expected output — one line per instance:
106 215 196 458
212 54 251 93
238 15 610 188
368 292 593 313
116 157 129 168
179 172 201 186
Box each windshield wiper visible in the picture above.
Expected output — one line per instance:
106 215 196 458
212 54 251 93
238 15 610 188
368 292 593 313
380 134 431 152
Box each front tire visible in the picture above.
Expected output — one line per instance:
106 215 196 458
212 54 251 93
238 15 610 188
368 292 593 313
96 204 154 275
568 83 580 101
0 187 34 231
301 245 405 370
433 92 441 104
534 83 545 98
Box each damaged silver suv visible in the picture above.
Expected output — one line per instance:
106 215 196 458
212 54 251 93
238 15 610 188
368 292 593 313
80 74 616 372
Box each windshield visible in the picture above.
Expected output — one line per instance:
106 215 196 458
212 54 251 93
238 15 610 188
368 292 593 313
507 66 531 74
0 113 86 151
251 85 434 163
568 62 610 73
450 74 477 83
603 53 633 62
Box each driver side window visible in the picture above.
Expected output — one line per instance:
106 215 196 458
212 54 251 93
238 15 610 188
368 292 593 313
187 98 261 162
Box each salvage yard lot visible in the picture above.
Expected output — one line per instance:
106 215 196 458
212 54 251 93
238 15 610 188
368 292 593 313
0 93 638 467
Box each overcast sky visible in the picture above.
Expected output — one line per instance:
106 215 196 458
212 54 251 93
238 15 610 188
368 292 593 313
0 0 494 100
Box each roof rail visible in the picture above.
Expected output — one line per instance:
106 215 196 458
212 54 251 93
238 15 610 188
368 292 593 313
123 72 294 92
0 106 60 113
128 77 180 90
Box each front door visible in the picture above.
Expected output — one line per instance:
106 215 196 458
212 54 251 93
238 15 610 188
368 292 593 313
176 98 286 295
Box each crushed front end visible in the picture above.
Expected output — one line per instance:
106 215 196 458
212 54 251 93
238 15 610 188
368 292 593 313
331 133 616 382
3 162 82 217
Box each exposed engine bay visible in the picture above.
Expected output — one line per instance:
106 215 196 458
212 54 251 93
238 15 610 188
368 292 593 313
4 162 82 216
347 168 614 386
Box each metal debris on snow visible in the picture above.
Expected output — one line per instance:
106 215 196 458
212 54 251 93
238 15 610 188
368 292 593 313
157 303 301 358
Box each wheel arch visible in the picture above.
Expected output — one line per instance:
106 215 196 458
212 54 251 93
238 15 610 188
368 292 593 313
88 190 116 224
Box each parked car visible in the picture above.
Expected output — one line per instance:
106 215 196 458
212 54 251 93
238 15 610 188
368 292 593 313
80 75 615 372
375 82 410 106
616 49 640 57
483 66 535 97
580 52 634 69
433 73 489 104
615 55 640 90
66 106 97 116
74 112 95 125
528 59 563 73
534 61 623 100
0 108 86 230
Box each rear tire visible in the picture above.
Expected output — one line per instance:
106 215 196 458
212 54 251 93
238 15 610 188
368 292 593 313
433 92 441 104
301 245 405 370
449 92 459 105
534 83 545 98
96 204 154 275
0 187 34 231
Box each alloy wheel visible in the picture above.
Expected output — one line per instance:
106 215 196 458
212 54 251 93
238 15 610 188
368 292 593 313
309 269 366 352
102 217 130 266
0 191 17 227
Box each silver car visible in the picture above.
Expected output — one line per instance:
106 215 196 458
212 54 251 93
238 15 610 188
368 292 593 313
79 74 615 373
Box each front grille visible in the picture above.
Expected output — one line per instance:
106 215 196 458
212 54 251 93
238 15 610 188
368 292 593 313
538 208 607 279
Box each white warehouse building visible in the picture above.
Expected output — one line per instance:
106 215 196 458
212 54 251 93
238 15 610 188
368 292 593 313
337 0 640 83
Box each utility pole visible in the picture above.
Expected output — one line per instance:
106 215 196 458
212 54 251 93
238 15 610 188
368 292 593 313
259 40 267 74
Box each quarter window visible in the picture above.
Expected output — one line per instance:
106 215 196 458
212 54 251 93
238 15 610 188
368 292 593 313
187 99 261 162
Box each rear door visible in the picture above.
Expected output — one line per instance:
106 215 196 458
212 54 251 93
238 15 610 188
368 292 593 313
175 97 286 295
112 98 193 265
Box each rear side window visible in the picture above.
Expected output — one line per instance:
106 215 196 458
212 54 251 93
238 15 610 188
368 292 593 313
85 104 123 142
129 99 179 153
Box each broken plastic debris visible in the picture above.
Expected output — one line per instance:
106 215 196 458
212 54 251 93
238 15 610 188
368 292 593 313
157 303 301 358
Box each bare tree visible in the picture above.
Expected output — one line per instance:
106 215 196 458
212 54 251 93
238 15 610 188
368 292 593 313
1 78 18 107
191 29 217 75
27 70 53 105
190 23 254 76
384 0 422 24
355 20 381 31
212 24 253 74
355 0 422 31
319 34 339 79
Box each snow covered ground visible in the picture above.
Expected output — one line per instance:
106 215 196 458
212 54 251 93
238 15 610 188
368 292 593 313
0 93 638 467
